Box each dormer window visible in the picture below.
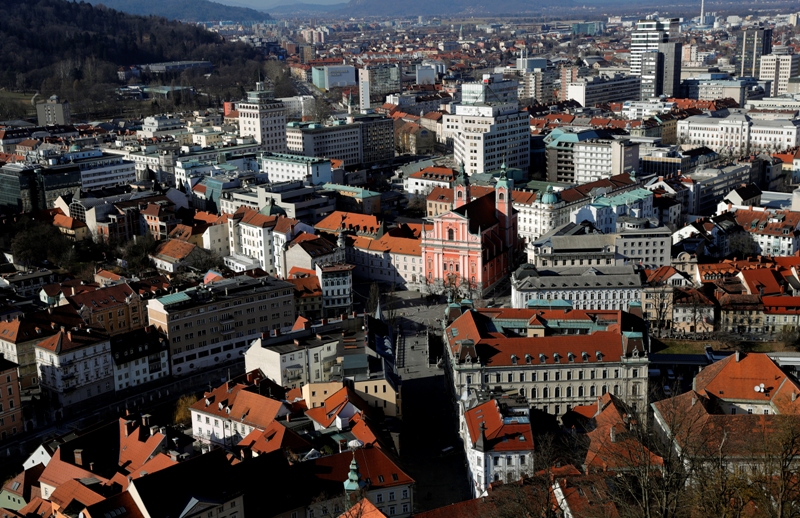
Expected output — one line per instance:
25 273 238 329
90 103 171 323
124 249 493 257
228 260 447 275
553 353 560 363
539 353 546 363
511 354 518 365
582 352 589 362
596 351 603 361
525 354 532 364
568 352 575 362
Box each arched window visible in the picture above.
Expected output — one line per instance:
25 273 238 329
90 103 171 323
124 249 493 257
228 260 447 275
578 386 584 397
613 385 619 395
543 387 549 398
554 387 560 398
448 229 454 241
519 387 526 397
566 386 572 397
499 192 504 201
602 385 608 395
590 386 596 397
457 191 463 199
532 387 537 399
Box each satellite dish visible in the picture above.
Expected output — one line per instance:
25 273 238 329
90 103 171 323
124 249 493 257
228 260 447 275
754 385 760 392
348 439 364 450
760 383 765 389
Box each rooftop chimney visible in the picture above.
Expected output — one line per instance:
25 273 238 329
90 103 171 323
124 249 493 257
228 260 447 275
74 449 83 466
609 426 616 443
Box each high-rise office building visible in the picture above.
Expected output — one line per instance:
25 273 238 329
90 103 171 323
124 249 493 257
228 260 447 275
739 25 773 78
759 53 800 96
659 42 682 97
450 74 530 175
238 82 287 153
640 51 665 99
629 19 680 76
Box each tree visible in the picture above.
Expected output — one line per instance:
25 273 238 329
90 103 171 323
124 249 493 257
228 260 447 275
173 393 198 425
748 413 800 517
310 97 332 122
11 222 71 267
0 96 27 120
645 283 674 338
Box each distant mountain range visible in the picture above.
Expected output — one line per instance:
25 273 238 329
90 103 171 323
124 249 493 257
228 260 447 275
267 0 567 16
268 2 345 14
87 0 272 21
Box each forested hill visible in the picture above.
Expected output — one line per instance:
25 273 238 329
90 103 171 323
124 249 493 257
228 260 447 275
0 0 263 90
86 0 271 22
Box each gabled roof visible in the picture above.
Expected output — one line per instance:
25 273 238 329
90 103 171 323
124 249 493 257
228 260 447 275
464 400 534 453
315 211 382 235
237 421 311 455
451 192 499 234
305 447 413 490
38 449 109 491
305 386 370 429
67 283 136 312
652 353 800 459
48 479 104 510
52 213 87 231
192 383 289 431
584 394 662 472
35 327 109 354
152 239 197 261
340 498 387 518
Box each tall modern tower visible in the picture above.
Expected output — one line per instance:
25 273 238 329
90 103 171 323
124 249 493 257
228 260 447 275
740 25 773 77
659 42 682 97
629 18 680 76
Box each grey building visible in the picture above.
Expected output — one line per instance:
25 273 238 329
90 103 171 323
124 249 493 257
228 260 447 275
511 264 644 310
640 51 665 100
35 96 71 126
739 25 773 78
659 42 682 98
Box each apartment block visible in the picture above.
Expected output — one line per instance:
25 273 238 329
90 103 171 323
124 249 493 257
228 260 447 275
759 53 800 97
147 276 295 377
567 74 642 107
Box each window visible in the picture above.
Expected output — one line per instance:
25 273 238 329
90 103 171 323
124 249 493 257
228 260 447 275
377 494 384 503
448 229 454 241
389 491 395 501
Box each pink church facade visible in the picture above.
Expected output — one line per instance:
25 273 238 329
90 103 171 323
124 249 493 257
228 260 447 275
421 170 520 297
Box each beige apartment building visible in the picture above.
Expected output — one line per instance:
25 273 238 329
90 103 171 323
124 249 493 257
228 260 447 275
147 276 295 376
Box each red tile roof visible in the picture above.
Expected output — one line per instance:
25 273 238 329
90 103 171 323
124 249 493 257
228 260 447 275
340 498 387 518
153 239 197 261
310 447 413 489
49 479 104 510
734 209 800 238
305 386 370 429
53 213 87 231
287 276 322 298
38 449 109 492
584 394 662 472
237 420 311 455
34 327 108 354
192 382 289 431
315 211 382 235
464 400 534 453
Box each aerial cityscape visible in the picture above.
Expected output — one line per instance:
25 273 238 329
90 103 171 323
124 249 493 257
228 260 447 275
1 0 800 516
